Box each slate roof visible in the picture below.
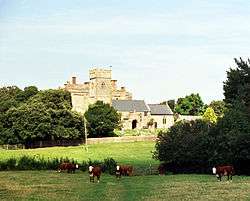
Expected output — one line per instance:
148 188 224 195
148 104 173 115
112 100 149 112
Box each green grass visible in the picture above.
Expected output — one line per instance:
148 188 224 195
0 141 158 168
0 171 250 201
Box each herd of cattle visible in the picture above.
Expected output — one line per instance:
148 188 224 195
58 162 234 182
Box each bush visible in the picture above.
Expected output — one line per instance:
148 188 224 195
103 157 117 175
6 158 17 170
153 119 211 174
0 156 118 174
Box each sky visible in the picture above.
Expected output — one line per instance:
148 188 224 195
1 0 250 104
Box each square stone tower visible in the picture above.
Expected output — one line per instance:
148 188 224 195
89 68 112 104
64 67 132 114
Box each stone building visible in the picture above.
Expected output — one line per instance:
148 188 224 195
64 68 174 130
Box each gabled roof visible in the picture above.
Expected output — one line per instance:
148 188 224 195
148 104 173 115
112 100 149 112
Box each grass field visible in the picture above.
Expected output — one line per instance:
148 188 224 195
0 141 158 168
1 141 250 200
0 171 250 201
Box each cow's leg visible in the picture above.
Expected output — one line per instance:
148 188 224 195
97 175 100 183
90 175 94 182
217 174 221 181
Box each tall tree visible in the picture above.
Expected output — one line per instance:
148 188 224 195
223 58 250 110
175 93 205 115
209 100 226 117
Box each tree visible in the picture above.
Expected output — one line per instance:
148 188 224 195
84 101 120 138
175 93 205 115
223 58 250 110
202 107 217 124
29 89 72 110
167 100 175 112
209 100 226 117
16 86 39 102
0 88 84 145
209 102 250 174
153 120 211 173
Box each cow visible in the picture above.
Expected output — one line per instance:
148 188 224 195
58 162 79 173
115 165 133 178
89 166 102 183
212 165 234 181
158 163 167 175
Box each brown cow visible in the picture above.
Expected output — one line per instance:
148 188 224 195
158 163 167 175
89 166 102 183
116 165 133 178
212 165 234 181
58 162 79 173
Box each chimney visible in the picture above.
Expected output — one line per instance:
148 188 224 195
111 80 117 89
72 76 76 85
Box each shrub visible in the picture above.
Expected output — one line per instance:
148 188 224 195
103 157 117 175
6 158 17 170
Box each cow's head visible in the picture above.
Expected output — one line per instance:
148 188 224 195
212 167 216 174
89 166 93 173
116 166 120 171
75 164 79 169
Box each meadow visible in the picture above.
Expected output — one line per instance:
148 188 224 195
0 171 250 201
1 141 250 201
0 141 158 169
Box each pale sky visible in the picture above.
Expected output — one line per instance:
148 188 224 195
1 0 250 104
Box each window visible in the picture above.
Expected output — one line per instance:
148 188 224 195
163 118 166 124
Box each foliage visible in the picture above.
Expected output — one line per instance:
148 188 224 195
0 155 117 174
147 118 154 127
209 102 250 174
84 101 120 138
153 120 211 173
103 157 117 175
209 100 226 117
202 107 217 124
223 58 250 111
0 87 84 145
175 93 205 115
29 89 72 110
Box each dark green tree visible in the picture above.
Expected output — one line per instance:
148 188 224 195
0 88 84 145
153 120 211 173
209 100 226 117
223 58 250 110
175 93 205 115
29 89 72 110
84 101 120 138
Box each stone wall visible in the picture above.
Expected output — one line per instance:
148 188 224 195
86 135 157 144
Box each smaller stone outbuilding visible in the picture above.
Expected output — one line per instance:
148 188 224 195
148 104 174 129
112 100 174 130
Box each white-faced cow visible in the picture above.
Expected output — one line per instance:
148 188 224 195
212 165 234 181
58 162 79 173
115 165 133 178
89 166 102 183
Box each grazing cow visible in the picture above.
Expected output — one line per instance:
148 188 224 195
58 162 79 173
158 163 167 175
89 166 102 183
212 165 234 181
116 165 133 177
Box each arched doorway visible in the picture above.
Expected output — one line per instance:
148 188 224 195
132 120 137 129
154 122 157 129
